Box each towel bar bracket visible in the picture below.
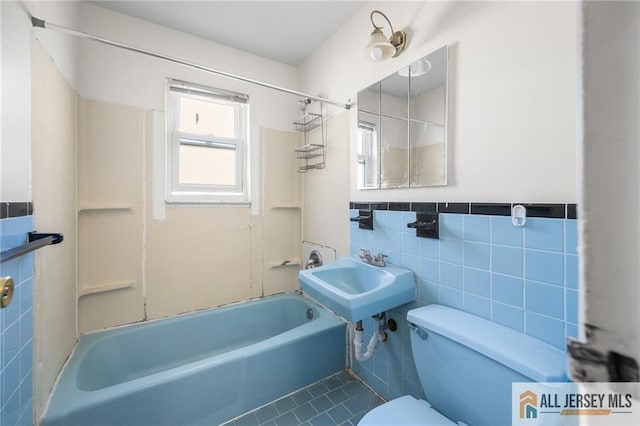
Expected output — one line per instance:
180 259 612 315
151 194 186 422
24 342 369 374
350 210 373 230
28 232 64 245
406 213 439 239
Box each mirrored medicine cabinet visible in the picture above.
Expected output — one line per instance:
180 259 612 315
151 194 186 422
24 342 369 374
357 46 448 189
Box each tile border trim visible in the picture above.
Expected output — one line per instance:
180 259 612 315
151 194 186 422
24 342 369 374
349 201 578 219
0 202 33 219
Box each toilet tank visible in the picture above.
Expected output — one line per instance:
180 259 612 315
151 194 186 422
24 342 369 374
408 305 568 426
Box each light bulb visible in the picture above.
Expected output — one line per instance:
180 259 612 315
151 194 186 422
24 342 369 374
365 27 395 62
370 46 384 61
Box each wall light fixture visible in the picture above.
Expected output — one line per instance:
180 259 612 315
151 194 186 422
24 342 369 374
365 10 407 62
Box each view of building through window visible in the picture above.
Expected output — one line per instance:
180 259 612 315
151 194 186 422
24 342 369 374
178 141 236 186
167 80 248 203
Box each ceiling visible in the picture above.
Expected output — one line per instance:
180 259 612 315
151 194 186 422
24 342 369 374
91 1 366 66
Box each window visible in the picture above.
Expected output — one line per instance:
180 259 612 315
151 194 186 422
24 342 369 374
357 120 380 188
167 79 249 204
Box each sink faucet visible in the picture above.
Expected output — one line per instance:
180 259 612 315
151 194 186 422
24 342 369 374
358 249 387 267
358 249 373 263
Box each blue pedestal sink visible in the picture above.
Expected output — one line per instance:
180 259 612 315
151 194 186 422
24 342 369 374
298 256 416 322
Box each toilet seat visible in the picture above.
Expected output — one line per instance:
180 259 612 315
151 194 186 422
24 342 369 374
358 395 456 426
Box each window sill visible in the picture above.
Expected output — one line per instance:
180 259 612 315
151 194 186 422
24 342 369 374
165 200 251 207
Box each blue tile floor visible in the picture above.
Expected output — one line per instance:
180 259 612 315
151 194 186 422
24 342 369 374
223 370 384 426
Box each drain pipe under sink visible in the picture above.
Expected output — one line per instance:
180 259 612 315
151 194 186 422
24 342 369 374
353 316 388 362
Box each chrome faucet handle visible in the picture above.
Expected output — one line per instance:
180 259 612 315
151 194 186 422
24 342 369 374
373 253 388 266
358 249 372 259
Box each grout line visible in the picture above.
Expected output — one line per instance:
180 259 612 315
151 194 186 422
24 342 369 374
522 223 528 335
488 216 494 322
221 371 354 426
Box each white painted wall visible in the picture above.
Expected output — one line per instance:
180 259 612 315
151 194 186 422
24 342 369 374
299 0 577 201
74 2 298 129
302 112 351 257
298 0 578 256
413 86 446 135
1 1 32 201
576 1 640 380
0 0 82 199
1 3 2 198
28 0 80 89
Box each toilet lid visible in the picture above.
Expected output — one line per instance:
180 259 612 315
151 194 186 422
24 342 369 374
358 395 456 426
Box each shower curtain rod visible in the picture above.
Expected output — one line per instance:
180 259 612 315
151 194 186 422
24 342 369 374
31 16 351 110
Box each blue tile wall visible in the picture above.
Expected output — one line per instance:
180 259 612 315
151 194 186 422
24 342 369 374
0 216 34 426
349 209 579 401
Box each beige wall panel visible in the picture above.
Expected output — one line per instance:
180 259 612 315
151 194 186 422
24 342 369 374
72 96 303 329
145 207 258 318
78 99 144 206
262 129 302 207
263 210 301 295
144 114 263 318
249 216 264 292
262 129 302 295
78 286 143 333
78 211 141 289
77 209 144 333
31 41 78 419
77 99 144 332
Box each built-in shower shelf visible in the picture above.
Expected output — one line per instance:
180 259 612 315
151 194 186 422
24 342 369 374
78 204 133 213
269 259 301 269
79 281 134 297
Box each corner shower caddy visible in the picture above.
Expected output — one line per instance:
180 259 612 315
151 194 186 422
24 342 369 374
294 98 325 172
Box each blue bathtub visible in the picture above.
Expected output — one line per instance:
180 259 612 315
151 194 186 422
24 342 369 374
42 293 346 426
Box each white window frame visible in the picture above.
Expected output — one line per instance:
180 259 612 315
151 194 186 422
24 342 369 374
357 120 380 188
166 79 250 204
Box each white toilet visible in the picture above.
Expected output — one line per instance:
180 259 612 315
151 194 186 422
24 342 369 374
358 304 568 425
